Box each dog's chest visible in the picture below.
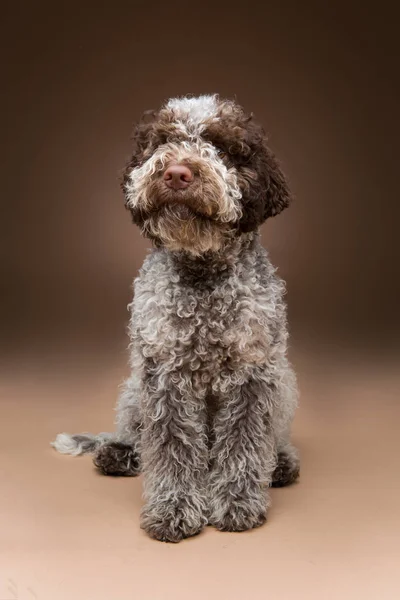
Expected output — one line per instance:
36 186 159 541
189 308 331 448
134 270 273 372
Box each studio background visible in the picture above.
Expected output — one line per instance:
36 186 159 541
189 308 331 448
3 2 399 363
1 3 399 600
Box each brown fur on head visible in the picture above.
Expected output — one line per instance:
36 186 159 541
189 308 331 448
122 95 292 254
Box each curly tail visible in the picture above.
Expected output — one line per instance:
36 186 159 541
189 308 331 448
51 432 113 456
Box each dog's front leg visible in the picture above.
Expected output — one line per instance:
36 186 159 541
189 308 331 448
208 374 276 532
140 367 209 542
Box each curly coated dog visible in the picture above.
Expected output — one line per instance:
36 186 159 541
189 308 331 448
52 94 300 542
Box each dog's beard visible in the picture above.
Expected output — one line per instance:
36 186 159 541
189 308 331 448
145 182 215 219
142 204 232 255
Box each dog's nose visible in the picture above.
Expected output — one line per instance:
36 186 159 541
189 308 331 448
163 165 193 190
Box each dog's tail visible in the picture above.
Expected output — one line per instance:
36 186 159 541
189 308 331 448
51 432 113 456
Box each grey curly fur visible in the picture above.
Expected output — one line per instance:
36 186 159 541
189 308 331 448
52 95 299 542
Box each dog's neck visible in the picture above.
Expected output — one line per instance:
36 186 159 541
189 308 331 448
165 231 260 287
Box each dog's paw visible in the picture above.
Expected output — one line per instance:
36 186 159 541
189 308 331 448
93 442 140 476
271 451 300 488
210 501 267 532
141 498 207 543
209 488 269 532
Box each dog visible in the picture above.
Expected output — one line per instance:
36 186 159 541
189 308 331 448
52 94 300 542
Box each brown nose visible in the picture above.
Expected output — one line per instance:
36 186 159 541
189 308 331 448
163 165 193 190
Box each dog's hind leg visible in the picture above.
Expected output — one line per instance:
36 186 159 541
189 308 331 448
93 375 142 476
52 375 142 477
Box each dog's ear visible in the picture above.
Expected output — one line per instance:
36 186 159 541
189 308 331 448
125 110 158 169
259 140 292 221
247 116 293 221
121 110 158 201
237 119 292 232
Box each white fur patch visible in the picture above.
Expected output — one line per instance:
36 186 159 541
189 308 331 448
51 433 83 455
51 432 113 455
167 95 218 121
166 95 219 136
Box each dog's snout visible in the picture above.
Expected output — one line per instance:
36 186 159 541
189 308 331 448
163 165 193 190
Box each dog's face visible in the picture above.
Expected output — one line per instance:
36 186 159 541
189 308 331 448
122 95 291 255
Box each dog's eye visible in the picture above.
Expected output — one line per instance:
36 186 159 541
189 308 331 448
216 148 227 159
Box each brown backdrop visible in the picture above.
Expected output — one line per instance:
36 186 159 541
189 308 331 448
2 1 399 366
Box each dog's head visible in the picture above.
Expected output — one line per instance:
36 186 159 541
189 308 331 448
122 95 292 255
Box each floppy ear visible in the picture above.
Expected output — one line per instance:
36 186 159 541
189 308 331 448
236 117 293 233
260 141 293 220
121 110 158 188
118 111 157 229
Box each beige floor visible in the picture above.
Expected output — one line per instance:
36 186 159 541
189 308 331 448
1 347 399 600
